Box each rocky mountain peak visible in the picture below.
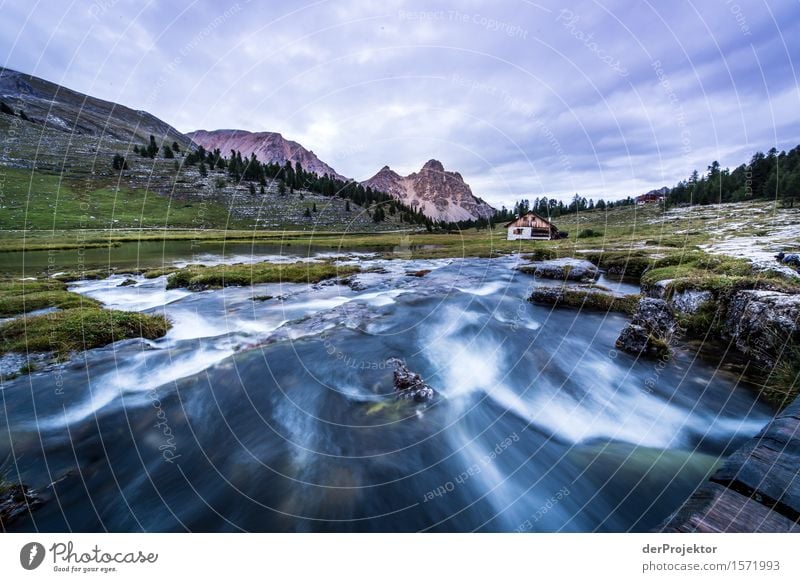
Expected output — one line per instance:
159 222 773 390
421 159 445 173
362 159 495 222
186 128 347 180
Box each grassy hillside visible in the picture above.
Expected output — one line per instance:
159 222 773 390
0 110 403 232
0 166 245 230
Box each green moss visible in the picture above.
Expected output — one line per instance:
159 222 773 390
52 269 116 282
521 247 563 262
142 267 177 279
676 301 724 337
166 262 361 290
0 307 170 358
529 288 641 315
640 250 800 296
519 262 589 281
580 250 655 278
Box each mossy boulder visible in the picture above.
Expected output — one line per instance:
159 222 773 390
615 298 678 357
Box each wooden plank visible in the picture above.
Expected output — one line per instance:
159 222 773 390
711 418 800 518
663 483 800 533
659 394 800 532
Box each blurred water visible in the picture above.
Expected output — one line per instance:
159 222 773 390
0 254 772 531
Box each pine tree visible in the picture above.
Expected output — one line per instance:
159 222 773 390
345 201 350 212
312 202 317 212
148 135 158 158
199 162 208 177
112 154 128 170
172 141 180 153
162 145 174 158
249 183 256 195
304 207 311 218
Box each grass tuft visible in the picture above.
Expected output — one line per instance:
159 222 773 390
0 307 170 358
166 262 360 290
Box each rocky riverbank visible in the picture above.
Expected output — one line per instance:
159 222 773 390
520 251 800 408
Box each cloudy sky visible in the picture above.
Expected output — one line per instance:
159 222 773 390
1 0 798 208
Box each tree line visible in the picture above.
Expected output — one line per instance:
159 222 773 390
666 146 800 207
118 138 443 229
496 143 800 223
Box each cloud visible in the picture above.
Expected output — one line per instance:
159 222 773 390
1 0 798 208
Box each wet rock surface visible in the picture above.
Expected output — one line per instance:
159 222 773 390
0 483 43 529
725 290 800 366
528 286 569 305
776 252 800 268
340 275 368 291
520 258 599 283
616 298 678 356
672 289 713 315
644 280 711 315
388 358 434 402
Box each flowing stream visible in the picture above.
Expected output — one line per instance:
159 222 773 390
1 252 772 532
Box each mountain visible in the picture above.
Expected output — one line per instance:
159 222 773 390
362 159 495 222
0 67 192 148
186 129 347 181
0 68 396 233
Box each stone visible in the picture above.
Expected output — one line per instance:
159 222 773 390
672 289 713 315
615 298 678 356
615 323 651 354
645 279 673 299
521 258 599 283
724 290 800 366
776 252 800 268
388 358 434 403
0 483 43 529
340 275 368 291
528 286 567 306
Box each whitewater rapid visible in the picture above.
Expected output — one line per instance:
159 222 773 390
1 252 772 532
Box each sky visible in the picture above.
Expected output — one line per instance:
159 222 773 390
1 0 799 208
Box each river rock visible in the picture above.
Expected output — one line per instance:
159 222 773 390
643 279 711 315
528 286 567 306
388 358 434 402
725 290 800 366
615 324 651 354
615 298 677 355
521 258 599 283
672 289 713 315
776 252 800 268
0 483 43 528
340 275 368 291
645 279 672 300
